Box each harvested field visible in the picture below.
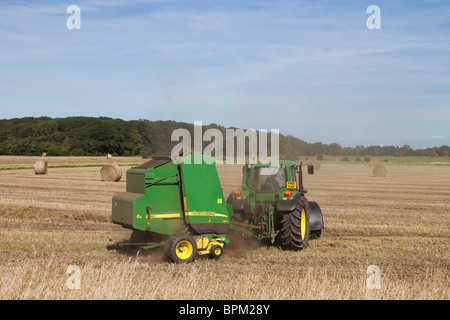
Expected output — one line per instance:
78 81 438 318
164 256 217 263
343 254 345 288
0 156 448 300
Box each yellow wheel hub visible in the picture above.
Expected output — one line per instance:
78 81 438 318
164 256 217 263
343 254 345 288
176 240 194 260
214 247 222 255
301 208 306 240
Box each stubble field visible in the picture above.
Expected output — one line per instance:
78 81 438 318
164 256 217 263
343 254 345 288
0 156 448 300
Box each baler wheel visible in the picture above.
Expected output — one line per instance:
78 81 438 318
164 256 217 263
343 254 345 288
166 234 197 264
210 244 223 259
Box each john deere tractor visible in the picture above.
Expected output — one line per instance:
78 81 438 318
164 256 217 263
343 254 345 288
227 161 324 250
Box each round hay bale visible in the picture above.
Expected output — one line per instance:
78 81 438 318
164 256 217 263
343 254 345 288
100 164 122 182
34 160 48 174
41 152 47 157
369 158 379 167
106 154 112 159
312 160 321 170
373 164 387 177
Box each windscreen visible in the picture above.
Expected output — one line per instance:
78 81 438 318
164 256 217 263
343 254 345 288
246 165 286 192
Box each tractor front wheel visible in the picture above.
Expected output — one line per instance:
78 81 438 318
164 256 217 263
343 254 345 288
278 197 310 250
166 234 197 264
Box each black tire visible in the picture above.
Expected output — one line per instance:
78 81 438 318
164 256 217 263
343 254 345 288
278 197 310 250
166 234 197 264
209 244 223 259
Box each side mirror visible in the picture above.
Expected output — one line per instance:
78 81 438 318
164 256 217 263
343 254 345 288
307 164 314 175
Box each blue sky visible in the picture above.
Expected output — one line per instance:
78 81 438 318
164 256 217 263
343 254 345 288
0 0 449 149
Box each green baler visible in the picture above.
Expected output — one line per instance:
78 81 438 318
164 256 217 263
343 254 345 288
112 153 231 263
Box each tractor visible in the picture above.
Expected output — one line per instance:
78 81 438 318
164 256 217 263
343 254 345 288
226 161 324 250
111 153 323 263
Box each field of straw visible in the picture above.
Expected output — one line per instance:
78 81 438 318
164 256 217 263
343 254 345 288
0 156 448 300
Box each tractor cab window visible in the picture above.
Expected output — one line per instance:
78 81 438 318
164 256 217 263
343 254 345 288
290 166 298 184
247 165 286 192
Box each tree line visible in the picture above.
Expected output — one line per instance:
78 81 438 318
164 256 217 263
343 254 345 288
0 116 448 159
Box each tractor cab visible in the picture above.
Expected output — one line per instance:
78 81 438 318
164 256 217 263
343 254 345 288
241 161 314 195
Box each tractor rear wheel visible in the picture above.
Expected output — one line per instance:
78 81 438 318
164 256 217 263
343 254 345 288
278 197 310 250
166 234 197 264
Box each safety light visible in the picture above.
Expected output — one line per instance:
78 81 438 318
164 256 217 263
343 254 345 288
234 191 242 196
283 191 292 197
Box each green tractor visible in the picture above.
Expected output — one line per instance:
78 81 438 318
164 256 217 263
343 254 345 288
111 153 323 263
227 161 324 250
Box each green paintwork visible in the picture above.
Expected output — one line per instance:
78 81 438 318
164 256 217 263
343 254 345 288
125 167 147 194
113 158 185 235
112 192 146 229
180 154 230 226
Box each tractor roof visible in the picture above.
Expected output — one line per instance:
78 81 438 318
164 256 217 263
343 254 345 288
245 160 297 167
